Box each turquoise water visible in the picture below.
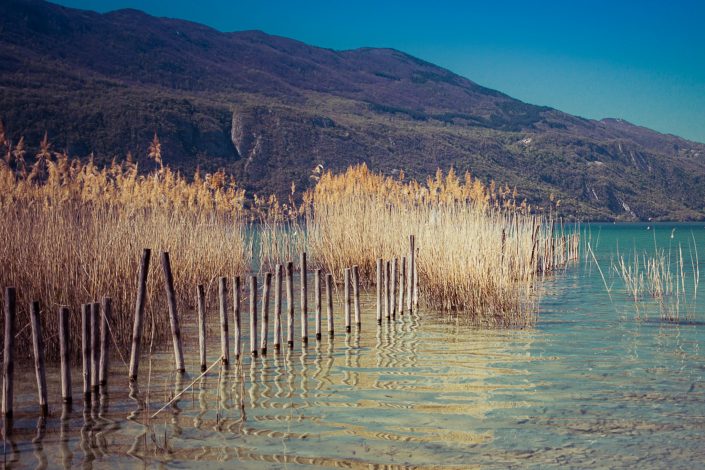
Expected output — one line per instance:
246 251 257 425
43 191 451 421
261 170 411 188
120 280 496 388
3 223 705 468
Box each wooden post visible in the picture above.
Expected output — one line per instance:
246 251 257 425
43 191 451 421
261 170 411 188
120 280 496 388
286 261 294 349
273 266 282 351
413 249 419 308
398 257 406 316
90 302 100 392
344 268 351 333
300 252 308 345
384 260 391 321
81 304 91 402
352 265 361 328
376 258 382 325
161 252 185 373
233 276 242 360
250 275 258 357
59 306 72 405
218 276 230 365
408 236 415 313
99 297 112 387
2 287 15 418
390 258 397 319
197 285 207 372
314 269 322 340
129 248 150 382
260 272 271 355
30 301 48 416
233 276 241 360
326 273 334 336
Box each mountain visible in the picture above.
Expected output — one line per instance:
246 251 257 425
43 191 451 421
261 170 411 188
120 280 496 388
1 0 705 220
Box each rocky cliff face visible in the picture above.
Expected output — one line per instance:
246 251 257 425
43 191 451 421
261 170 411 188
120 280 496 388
2 0 705 220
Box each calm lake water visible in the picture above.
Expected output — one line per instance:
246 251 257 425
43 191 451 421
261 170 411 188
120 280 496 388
3 223 705 469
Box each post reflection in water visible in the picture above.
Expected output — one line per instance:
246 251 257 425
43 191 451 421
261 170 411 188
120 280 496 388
299 345 309 399
312 340 324 392
59 404 73 469
247 358 259 414
1 423 18 468
193 375 206 430
32 415 47 470
126 381 147 464
171 371 184 439
79 405 94 468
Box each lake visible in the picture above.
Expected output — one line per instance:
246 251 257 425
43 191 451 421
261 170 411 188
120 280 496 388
3 223 705 468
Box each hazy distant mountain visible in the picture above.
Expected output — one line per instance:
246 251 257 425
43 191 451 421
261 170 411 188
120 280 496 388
2 0 705 220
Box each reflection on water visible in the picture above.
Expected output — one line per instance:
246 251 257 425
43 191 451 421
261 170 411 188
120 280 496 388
3 223 705 468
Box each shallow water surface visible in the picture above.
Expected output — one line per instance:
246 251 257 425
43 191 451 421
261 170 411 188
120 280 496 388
3 223 705 468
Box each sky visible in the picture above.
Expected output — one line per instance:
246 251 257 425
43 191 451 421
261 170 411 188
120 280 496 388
55 0 705 143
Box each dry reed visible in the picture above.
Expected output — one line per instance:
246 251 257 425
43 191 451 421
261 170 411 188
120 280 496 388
268 164 578 325
614 243 700 321
0 140 250 362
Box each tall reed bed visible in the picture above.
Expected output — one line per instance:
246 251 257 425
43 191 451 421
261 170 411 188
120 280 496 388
270 164 576 325
0 142 250 361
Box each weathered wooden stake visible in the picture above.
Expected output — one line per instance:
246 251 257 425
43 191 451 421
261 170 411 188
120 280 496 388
286 261 294 348
300 252 308 344
408 235 415 313
344 268 351 333
352 265 361 327
326 273 334 336
385 260 391 321
250 275 258 357
30 301 48 416
314 269 322 340
376 258 383 325
219 276 230 365
273 266 282 351
390 258 397 319
59 306 72 405
260 272 271 355
99 297 112 387
129 248 151 381
398 257 406 316
81 303 91 402
161 252 185 373
197 285 207 372
413 249 419 308
233 276 242 360
91 302 100 392
2 287 15 418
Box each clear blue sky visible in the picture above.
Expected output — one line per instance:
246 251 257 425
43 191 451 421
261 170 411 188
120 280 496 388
55 0 705 143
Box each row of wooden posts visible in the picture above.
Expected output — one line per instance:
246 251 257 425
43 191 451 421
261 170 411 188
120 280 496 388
0 235 419 421
0 289 113 420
